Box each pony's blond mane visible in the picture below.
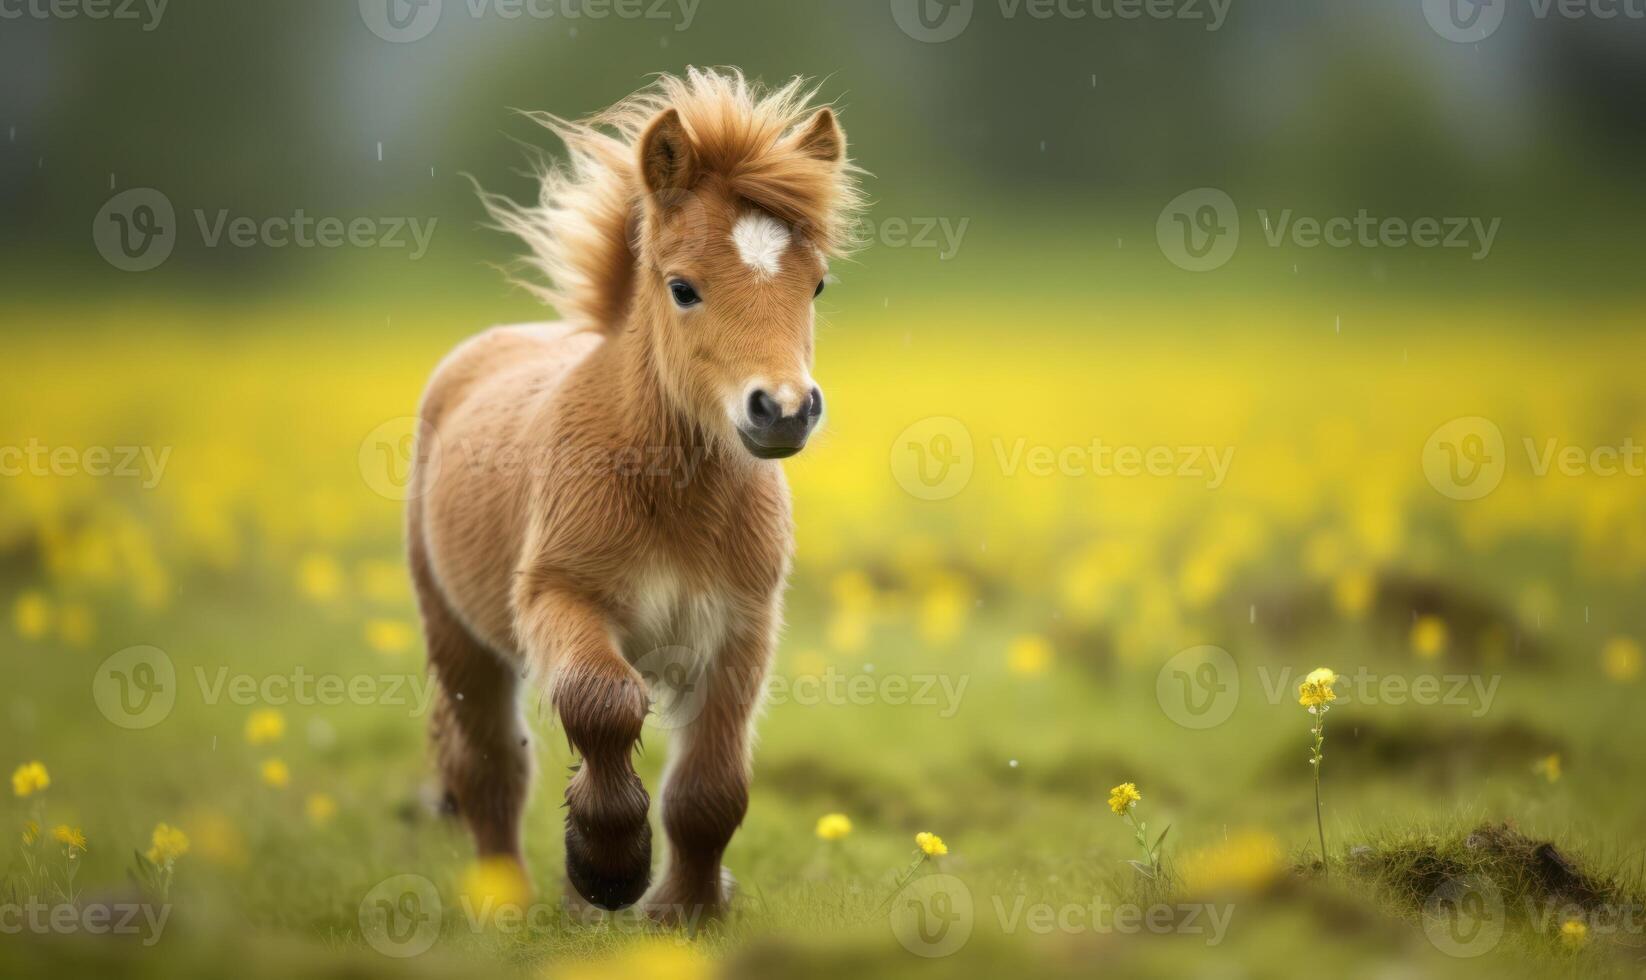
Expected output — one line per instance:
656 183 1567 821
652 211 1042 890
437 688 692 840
478 68 866 332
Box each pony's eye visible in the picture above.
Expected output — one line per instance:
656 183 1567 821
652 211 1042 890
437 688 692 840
668 279 701 308
813 280 826 298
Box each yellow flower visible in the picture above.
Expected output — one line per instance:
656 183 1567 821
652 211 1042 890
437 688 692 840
260 758 290 789
915 831 948 857
52 825 87 852
1411 615 1448 659
364 618 414 655
244 709 286 745
1560 918 1588 949
297 554 343 603
11 761 49 797
1007 634 1052 676
1534 753 1562 783
306 793 338 826
1107 782 1142 815
13 591 52 639
815 813 852 841
22 820 39 845
1177 829 1282 895
557 942 712 980
146 823 190 865
1298 667 1339 708
461 856 531 908
1331 569 1375 618
1602 636 1641 682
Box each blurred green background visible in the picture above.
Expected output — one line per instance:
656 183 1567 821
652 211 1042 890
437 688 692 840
4 1 1646 978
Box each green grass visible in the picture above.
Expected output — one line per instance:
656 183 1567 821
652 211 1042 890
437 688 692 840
4 559 1645 978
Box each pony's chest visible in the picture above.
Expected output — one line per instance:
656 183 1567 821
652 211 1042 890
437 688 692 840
616 562 733 662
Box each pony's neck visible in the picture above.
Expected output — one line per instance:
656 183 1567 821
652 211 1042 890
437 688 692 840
599 309 727 487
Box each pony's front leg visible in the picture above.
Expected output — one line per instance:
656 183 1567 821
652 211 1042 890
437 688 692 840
520 589 653 911
645 621 771 927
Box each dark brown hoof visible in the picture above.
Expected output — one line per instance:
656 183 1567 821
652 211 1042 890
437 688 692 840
565 816 652 910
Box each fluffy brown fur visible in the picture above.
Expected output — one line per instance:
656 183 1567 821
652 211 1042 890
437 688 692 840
409 68 863 924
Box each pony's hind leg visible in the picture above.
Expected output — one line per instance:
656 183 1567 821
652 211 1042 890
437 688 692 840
517 588 652 911
412 543 532 865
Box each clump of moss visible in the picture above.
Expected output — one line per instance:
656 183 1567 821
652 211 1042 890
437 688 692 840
1348 821 1632 921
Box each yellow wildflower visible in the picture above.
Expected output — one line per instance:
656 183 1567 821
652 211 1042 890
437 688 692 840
1560 918 1588 949
1411 615 1448 659
1534 753 1562 783
1108 782 1142 815
1177 829 1282 895
13 591 52 639
146 823 190 865
297 554 343 603
306 793 338 826
1331 569 1375 618
815 813 852 841
558 942 712 980
244 709 286 745
260 758 290 789
1007 634 1052 676
1602 637 1641 682
915 832 948 857
461 856 531 908
1298 667 1339 708
364 619 414 655
52 825 87 852
11 761 49 797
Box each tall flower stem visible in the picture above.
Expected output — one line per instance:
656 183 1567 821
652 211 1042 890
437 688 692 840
1310 705 1329 877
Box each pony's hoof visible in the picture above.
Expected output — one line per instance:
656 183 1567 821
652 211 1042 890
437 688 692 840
564 816 652 910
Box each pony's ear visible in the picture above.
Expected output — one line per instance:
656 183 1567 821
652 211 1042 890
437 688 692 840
638 108 697 194
787 107 845 165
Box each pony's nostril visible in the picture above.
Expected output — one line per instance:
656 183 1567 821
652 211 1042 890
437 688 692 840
748 389 781 428
807 386 824 420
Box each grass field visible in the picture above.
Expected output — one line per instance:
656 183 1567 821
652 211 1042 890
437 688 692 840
4 286 1646 978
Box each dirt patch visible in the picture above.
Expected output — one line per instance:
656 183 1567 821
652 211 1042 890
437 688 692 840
1351 821 1630 916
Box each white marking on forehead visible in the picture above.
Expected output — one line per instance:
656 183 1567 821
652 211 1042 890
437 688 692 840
731 212 790 279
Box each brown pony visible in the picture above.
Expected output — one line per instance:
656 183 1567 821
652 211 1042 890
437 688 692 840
406 68 864 923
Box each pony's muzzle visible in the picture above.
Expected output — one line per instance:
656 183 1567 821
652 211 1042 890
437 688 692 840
738 386 823 459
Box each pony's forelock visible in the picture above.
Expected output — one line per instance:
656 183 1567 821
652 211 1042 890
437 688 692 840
479 68 866 333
